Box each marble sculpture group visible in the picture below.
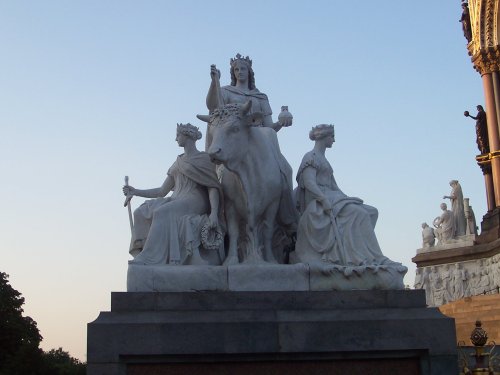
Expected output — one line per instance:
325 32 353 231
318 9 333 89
122 54 407 290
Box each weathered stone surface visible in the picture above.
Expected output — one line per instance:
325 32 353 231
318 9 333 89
308 263 405 291
227 263 309 291
127 264 228 292
127 263 406 292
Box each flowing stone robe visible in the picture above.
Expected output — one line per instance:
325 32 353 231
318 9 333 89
220 86 273 121
435 209 454 243
130 152 223 265
294 151 391 266
449 183 466 237
451 266 466 300
422 225 435 247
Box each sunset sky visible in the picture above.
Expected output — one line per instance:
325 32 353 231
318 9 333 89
1 1 486 361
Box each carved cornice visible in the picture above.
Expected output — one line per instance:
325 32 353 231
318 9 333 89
477 153 493 174
467 0 500 74
484 0 497 47
467 0 482 55
472 45 500 74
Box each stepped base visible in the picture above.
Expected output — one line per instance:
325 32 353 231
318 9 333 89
87 290 457 375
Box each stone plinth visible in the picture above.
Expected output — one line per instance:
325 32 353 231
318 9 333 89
127 262 405 292
87 290 458 375
412 238 500 267
416 234 476 254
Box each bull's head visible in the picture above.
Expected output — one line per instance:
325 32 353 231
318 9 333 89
197 101 263 169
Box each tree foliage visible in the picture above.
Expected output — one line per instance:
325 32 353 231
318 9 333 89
0 272 85 375
42 348 86 375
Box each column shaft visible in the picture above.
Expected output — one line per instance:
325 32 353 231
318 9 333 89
485 171 495 210
482 73 500 206
493 71 500 133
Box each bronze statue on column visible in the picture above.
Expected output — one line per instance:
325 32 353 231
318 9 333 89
465 105 489 154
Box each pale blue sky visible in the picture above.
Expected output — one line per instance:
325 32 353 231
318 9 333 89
0 1 486 361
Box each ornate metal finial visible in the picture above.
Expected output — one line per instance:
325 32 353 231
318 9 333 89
230 53 252 68
470 320 488 347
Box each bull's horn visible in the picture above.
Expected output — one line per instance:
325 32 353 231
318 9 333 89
241 100 252 115
197 114 210 123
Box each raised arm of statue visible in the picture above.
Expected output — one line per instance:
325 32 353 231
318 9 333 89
207 54 293 133
206 64 222 112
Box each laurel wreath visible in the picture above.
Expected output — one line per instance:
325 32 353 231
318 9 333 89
200 224 223 250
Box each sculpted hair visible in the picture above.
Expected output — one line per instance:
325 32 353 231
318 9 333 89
230 54 256 90
309 124 335 141
176 123 202 140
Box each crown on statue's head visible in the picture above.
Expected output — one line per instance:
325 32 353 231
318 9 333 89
176 123 202 140
309 124 335 141
230 53 252 68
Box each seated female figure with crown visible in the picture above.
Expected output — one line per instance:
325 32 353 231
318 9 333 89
123 123 224 266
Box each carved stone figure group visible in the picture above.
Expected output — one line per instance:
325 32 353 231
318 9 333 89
124 123 224 265
122 54 405 283
415 256 500 307
421 180 477 248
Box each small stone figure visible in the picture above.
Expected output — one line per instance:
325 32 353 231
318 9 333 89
123 123 224 265
414 268 424 289
442 265 454 304
443 180 467 237
451 263 466 300
433 203 454 243
465 105 489 154
478 269 491 294
422 267 432 305
421 222 436 248
428 266 442 306
464 198 478 236
460 2 473 43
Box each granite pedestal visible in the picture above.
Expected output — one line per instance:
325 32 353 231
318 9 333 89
87 290 457 374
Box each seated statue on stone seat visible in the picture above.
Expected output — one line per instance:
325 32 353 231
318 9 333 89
433 203 454 244
123 123 224 266
291 124 405 275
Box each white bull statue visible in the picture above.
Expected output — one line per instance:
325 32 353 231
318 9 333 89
197 101 297 264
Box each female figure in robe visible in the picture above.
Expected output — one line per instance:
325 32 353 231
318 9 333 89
443 180 466 237
294 124 393 267
206 53 292 133
123 123 223 265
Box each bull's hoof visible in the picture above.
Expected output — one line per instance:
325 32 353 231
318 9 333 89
223 255 239 266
